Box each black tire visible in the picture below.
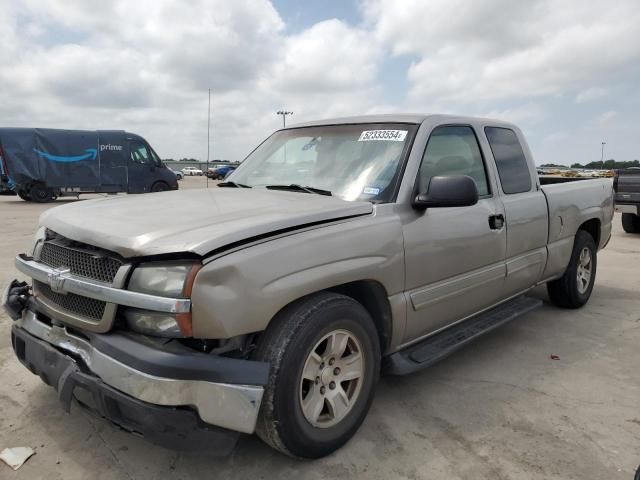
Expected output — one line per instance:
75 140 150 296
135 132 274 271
151 181 169 192
17 190 31 201
29 183 54 203
621 213 640 234
253 292 380 458
547 230 597 308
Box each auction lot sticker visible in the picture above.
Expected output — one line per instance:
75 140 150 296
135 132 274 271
358 130 408 142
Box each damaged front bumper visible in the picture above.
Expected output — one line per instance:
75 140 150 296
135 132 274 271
3 281 269 452
2 280 29 320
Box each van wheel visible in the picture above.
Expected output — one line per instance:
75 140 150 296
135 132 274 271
622 213 640 233
17 190 31 201
547 230 597 308
253 292 380 458
29 183 54 203
151 181 169 192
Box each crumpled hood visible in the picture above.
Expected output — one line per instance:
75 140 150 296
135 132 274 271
40 188 373 257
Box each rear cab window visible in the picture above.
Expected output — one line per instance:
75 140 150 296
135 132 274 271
484 127 532 194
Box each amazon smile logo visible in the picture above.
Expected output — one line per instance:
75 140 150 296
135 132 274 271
33 148 98 163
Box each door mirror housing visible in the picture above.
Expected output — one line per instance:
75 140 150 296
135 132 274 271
412 175 479 209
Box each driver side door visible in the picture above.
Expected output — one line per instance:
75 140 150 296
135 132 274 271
401 125 507 344
127 141 155 193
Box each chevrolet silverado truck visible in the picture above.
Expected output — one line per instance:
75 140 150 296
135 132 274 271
3 114 614 458
614 168 640 233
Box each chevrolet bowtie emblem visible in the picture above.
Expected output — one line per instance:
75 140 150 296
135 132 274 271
48 267 70 294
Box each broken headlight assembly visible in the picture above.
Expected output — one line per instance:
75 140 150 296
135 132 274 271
124 261 200 337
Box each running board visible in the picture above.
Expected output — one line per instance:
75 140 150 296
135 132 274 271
383 295 542 375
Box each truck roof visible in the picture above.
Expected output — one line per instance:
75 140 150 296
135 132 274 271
287 113 519 130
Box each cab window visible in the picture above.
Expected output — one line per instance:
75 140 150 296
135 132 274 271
418 125 490 196
130 142 153 165
148 147 163 166
484 127 532 194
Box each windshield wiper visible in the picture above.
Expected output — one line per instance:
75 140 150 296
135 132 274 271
217 181 251 188
265 184 332 196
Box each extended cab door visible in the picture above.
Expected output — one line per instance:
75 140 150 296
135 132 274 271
483 127 548 296
402 125 507 343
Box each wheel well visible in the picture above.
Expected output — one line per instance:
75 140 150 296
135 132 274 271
151 180 169 189
327 280 392 353
256 280 394 355
579 218 601 247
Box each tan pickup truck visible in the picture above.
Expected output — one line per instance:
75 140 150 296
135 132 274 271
4 114 614 458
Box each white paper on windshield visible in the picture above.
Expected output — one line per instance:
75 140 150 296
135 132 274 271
358 130 408 142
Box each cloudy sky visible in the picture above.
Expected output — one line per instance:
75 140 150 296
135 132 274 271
1 0 639 165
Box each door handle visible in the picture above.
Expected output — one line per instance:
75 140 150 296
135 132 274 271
489 214 505 230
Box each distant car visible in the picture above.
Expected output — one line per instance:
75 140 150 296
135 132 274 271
170 169 183 180
182 166 203 176
207 165 236 179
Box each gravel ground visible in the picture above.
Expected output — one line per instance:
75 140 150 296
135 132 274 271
1 176 638 479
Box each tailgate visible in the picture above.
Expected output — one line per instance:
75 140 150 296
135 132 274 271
615 170 640 205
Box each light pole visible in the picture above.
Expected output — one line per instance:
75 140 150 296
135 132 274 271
601 141 606 170
207 88 211 187
277 110 293 128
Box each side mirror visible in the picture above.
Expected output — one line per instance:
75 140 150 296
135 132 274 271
412 175 479 209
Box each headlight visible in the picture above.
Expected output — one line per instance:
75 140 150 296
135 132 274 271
125 261 200 337
122 309 185 337
33 226 46 256
127 261 199 297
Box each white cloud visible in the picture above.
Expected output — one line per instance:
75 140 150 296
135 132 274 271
363 0 640 106
0 0 380 161
595 110 618 126
271 19 379 94
0 0 639 166
575 87 608 104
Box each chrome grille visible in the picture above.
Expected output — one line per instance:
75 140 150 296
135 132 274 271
40 238 123 283
34 280 106 321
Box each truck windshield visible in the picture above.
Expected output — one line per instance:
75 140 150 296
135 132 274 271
228 123 417 203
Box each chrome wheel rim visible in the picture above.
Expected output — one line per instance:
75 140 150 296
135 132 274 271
576 247 592 294
299 329 364 428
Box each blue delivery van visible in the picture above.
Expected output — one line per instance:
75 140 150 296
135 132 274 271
0 128 178 202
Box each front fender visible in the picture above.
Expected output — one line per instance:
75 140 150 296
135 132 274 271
190 212 404 339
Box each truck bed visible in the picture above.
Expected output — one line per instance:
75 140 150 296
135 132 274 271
541 178 614 248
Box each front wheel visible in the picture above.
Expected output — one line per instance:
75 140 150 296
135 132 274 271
254 292 380 458
547 230 597 308
151 181 169 192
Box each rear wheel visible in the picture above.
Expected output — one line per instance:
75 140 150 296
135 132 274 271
151 181 169 192
17 190 31 201
254 292 380 458
621 213 640 233
547 230 597 308
29 183 54 203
